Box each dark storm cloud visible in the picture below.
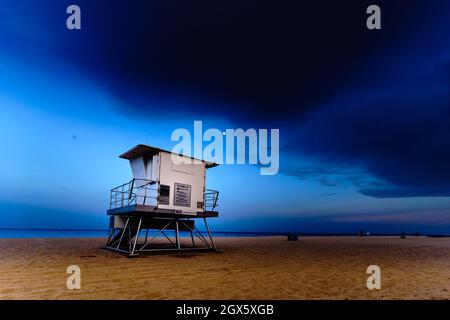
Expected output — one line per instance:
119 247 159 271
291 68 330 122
4 0 450 198
292 54 450 197
69 0 448 198
23 0 432 124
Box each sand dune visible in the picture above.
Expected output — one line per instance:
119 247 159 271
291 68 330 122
0 236 449 299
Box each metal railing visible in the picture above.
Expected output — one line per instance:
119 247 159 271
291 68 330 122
110 179 219 212
110 179 158 209
204 189 219 211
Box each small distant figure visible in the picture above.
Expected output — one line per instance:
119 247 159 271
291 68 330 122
287 233 299 241
358 230 364 236
400 232 407 239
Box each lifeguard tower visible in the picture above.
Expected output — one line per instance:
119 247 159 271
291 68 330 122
104 144 220 256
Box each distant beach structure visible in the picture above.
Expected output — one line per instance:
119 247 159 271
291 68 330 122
104 145 220 257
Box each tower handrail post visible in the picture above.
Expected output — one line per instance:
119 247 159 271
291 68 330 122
128 178 135 205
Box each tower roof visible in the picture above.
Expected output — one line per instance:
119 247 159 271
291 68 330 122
119 144 219 168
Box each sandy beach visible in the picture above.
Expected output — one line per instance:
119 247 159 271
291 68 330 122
0 236 449 300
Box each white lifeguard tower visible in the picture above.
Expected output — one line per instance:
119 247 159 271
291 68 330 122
104 144 220 256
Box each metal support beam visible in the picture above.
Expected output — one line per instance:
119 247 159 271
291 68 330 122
116 217 129 250
131 217 142 255
103 215 219 256
203 217 216 250
175 220 181 250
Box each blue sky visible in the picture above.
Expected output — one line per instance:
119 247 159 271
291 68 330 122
1 0 450 233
